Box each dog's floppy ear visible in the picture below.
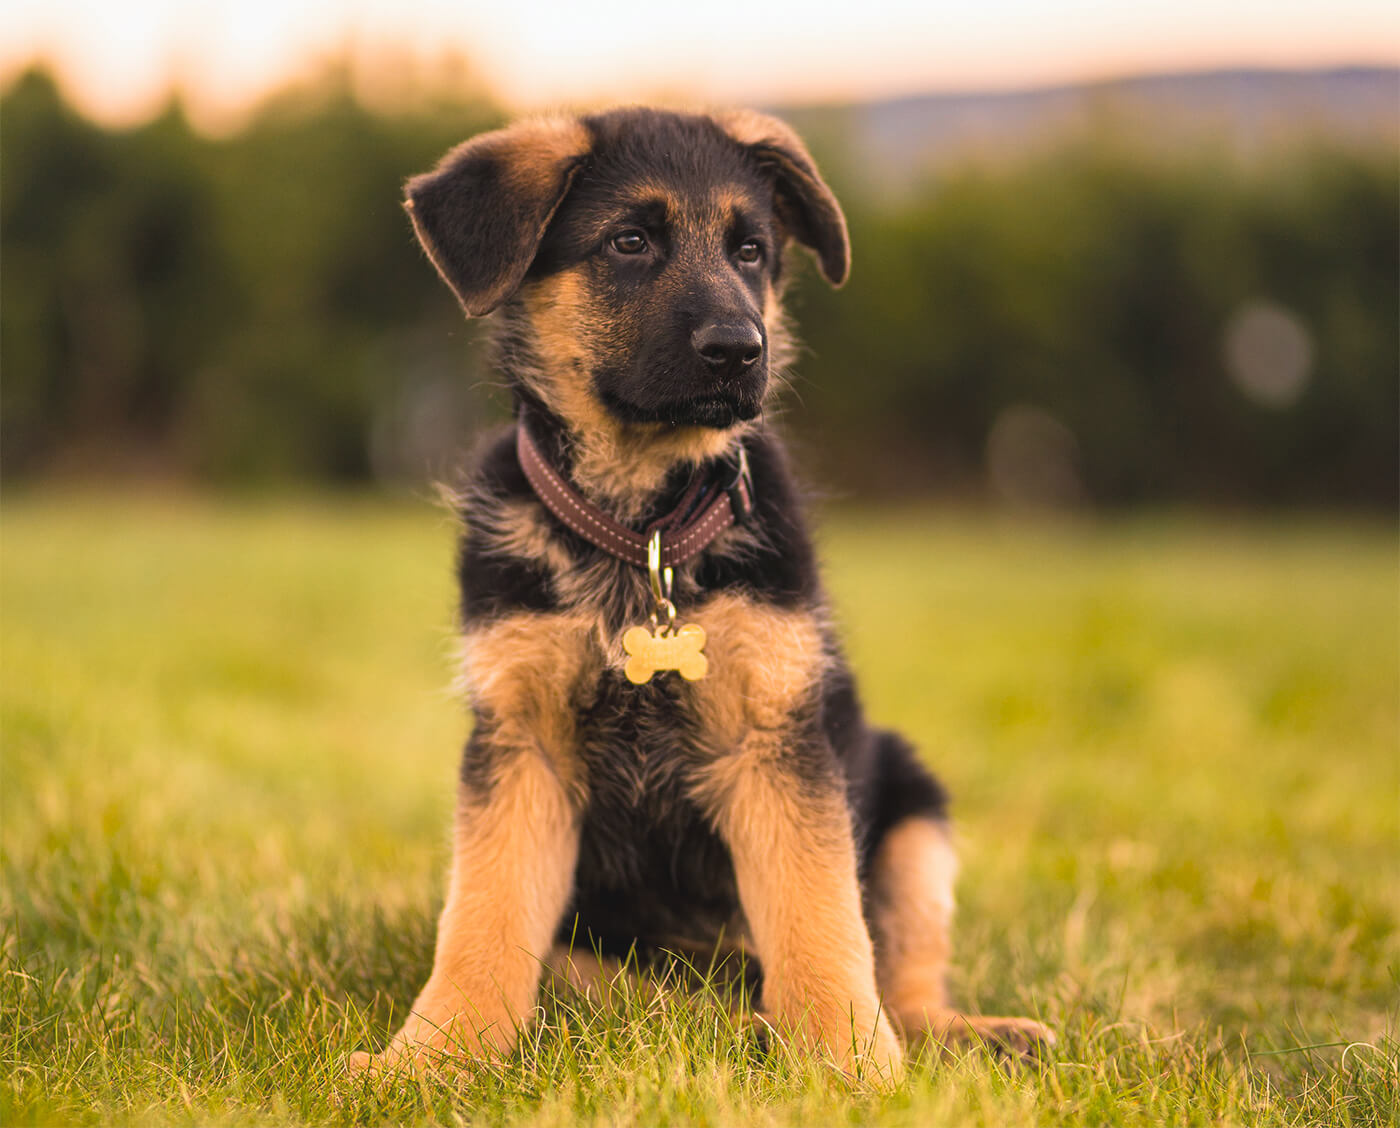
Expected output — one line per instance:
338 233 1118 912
715 110 850 287
405 118 591 316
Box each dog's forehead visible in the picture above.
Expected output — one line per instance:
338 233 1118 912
575 109 772 219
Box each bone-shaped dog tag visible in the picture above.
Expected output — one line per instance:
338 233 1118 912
623 623 708 684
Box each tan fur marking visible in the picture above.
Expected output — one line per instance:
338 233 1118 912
713 108 813 153
869 817 957 1025
708 183 759 218
495 117 590 195
762 283 797 373
572 423 741 513
687 593 826 739
520 267 612 448
709 184 746 212
459 611 599 787
869 817 1054 1056
486 498 573 576
561 179 679 247
371 761 579 1066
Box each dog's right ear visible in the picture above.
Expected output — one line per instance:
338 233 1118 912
405 118 590 316
714 110 850 287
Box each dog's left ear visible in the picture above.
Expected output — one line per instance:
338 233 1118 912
714 110 850 287
405 118 591 316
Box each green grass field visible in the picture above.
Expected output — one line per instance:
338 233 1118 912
3 495 1396 1126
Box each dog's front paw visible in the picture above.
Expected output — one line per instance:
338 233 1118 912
346 1040 478 1080
347 1018 487 1078
755 1005 905 1082
346 1046 419 1078
347 1050 374 1074
856 1017 906 1082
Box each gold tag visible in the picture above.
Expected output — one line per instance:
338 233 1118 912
623 623 708 684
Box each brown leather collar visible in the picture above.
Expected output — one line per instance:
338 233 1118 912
516 422 753 568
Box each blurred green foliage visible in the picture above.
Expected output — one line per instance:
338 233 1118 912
801 136 1399 505
2 67 498 483
3 66 1396 504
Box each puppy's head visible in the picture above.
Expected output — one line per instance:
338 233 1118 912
406 108 847 449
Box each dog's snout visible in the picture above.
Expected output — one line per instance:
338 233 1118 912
692 322 764 372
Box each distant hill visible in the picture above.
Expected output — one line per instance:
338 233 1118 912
779 66 1399 188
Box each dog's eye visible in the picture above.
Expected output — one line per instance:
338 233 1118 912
736 239 763 264
610 231 648 255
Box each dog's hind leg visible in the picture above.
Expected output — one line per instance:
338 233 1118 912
868 816 1053 1059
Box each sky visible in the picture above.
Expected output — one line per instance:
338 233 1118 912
3 0 1398 130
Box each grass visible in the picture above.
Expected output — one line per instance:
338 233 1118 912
2 493 1396 1126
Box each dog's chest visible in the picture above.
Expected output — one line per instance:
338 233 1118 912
566 669 741 949
577 670 701 810
566 590 824 818
561 582 825 951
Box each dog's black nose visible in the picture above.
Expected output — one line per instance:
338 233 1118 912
692 322 763 372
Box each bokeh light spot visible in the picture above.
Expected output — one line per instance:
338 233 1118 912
1223 299 1314 409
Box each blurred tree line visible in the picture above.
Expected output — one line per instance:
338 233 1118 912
3 65 1396 506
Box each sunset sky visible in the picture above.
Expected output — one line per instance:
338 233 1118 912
3 0 1398 130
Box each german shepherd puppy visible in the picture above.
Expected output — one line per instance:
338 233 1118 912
354 107 1050 1078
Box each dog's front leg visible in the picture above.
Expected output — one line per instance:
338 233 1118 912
696 737 903 1080
354 613 592 1072
354 751 579 1071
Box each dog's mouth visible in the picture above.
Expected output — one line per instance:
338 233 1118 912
600 389 762 430
670 395 759 429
